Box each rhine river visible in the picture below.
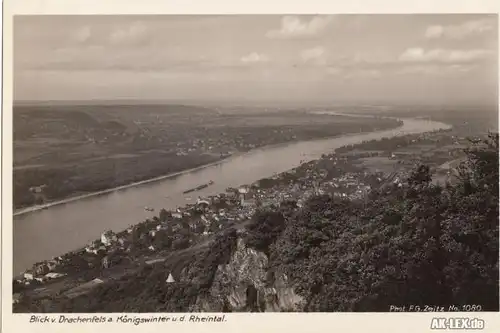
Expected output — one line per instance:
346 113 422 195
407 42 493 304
13 113 451 274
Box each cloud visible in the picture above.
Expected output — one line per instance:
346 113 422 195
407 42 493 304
109 21 148 45
425 19 495 39
397 65 437 75
266 15 333 39
68 21 151 46
24 45 271 73
300 46 326 65
399 48 493 63
325 48 488 79
240 52 269 64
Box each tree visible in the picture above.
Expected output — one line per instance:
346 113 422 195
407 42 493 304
172 238 190 251
244 210 286 254
268 136 499 311
159 209 169 222
407 164 432 187
153 230 172 250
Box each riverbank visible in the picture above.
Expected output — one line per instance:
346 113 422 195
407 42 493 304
14 118 404 217
13 154 236 217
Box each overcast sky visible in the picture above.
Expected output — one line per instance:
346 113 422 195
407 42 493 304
14 14 498 105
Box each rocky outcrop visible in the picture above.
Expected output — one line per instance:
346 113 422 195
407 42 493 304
191 238 305 312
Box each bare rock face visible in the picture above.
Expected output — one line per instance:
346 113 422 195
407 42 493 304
189 294 225 312
261 274 305 312
195 238 305 312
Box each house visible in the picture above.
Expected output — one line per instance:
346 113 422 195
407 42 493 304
45 272 66 280
117 238 127 247
240 195 256 207
148 245 156 251
95 245 108 255
23 272 34 280
101 230 117 246
34 263 50 276
200 215 210 225
238 186 250 194
46 260 58 272
196 198 210 210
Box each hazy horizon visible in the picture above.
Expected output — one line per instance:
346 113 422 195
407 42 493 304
12 98 499 109
14 14 498 106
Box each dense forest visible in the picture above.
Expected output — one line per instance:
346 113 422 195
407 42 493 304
17 133 498 312
267 133 499 311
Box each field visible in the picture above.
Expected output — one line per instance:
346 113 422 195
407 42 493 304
13 104 402 210
342 129 472 186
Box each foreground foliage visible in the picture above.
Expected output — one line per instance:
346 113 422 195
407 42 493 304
269 133 499 311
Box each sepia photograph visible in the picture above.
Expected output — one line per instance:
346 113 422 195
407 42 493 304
9 13 499 315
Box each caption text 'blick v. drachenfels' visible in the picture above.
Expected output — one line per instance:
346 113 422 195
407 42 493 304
30 314 227 325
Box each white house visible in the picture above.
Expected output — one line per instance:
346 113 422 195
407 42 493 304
45 272 66 280
23 272 34 280
240 195 256 207
101 230 117 246
46 260 58 272
201 215 210 225
196 197 211 206
238 186 249 194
